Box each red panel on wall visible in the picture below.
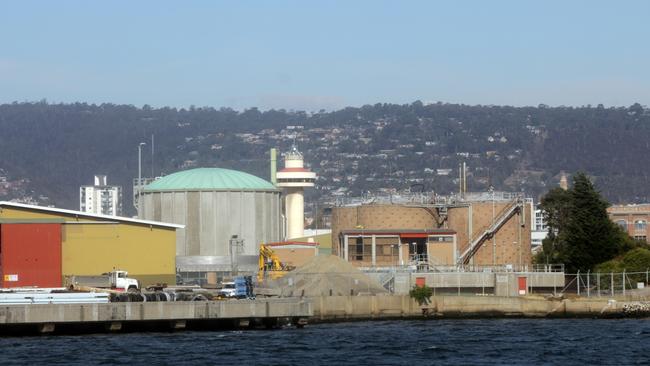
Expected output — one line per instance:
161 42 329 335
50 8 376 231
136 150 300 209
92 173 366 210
0 223 62 288
400 233 429 238
518 276 527 295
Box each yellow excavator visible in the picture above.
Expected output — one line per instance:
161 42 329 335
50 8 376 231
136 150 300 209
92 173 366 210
258 244 294 281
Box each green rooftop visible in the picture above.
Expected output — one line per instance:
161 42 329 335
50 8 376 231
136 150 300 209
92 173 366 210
144 168 276 191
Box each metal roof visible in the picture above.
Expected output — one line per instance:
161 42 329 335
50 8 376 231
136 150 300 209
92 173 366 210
144 167 277 191
0 201 184 229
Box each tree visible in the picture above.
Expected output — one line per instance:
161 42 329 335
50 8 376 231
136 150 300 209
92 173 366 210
538 187 572 264
536 172 634 272
563 173 623 271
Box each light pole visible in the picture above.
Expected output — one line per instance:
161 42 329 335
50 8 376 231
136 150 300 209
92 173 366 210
490 186 496 264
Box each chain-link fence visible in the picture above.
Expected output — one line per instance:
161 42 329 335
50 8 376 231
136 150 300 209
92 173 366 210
561 270 650 297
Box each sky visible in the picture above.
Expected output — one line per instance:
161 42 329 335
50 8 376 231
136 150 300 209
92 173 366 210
0 0 648 111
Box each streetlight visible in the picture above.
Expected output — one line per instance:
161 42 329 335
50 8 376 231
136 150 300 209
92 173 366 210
490 186 496 265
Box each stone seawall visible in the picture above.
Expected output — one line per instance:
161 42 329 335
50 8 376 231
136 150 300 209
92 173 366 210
310 295 641 321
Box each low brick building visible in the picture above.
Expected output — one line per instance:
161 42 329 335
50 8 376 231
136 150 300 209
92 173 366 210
331 193 533 268
608 204 650 243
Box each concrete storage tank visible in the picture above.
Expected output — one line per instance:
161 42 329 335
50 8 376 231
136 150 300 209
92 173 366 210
138 168 281 281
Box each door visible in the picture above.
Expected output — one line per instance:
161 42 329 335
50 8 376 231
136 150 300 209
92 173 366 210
518 276 527 295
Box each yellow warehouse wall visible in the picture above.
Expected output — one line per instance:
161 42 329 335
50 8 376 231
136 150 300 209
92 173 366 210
292 233 332 255
0 207 177 286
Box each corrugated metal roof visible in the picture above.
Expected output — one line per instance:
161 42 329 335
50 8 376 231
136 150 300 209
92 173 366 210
0 201 184 229
144 167 277 191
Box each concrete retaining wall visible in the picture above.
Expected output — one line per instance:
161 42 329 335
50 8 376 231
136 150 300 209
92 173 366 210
310 294 627 321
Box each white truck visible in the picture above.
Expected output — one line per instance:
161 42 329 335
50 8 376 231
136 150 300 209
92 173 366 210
66 270 140 293
218 282 237 298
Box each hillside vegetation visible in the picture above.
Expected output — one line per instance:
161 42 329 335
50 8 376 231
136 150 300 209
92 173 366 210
0 101 648 215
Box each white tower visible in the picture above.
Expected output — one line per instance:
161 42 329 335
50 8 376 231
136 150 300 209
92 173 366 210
276 146 316 239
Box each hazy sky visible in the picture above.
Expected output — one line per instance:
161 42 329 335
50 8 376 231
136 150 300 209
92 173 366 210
1 1 648 110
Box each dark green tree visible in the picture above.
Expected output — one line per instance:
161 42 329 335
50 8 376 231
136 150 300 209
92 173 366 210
538 187 572 264
536 172 635 272
563 173 621 271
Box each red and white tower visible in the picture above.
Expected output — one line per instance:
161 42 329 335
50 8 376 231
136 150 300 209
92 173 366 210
276 145 316 239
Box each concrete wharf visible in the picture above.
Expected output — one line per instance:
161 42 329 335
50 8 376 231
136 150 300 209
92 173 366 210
2 294 647 335
0 298 312 335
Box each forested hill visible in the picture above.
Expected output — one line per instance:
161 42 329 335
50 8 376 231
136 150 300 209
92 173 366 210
0 101 648 215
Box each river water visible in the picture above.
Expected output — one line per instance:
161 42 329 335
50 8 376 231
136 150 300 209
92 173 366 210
1 319 648 365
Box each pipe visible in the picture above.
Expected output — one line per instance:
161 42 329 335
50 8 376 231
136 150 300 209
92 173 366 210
270 148 277 186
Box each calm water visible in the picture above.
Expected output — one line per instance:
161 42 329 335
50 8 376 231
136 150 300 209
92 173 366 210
1 319 649 365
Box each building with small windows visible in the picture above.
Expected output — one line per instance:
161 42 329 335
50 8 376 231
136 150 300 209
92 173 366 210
530 208 548 252
608 204 650 243
331 192 534 268
80 175 122 216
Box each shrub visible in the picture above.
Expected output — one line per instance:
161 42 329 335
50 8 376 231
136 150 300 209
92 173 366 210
409 285 433 305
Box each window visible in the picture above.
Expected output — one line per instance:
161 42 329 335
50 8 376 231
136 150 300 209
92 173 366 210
355 237 363 260
616 220 627 230
428 236 453 243
634 235 647 242
634 220 647 231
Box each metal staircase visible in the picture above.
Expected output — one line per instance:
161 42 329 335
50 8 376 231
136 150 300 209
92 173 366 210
457 199 524 265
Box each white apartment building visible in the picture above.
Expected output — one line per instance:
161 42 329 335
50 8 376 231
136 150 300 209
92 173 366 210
530 207 548 252
80 175 122 216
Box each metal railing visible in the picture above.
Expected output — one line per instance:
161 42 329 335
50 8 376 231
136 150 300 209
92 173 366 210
359 263 565 273
333 191 528 207
256 267 650 298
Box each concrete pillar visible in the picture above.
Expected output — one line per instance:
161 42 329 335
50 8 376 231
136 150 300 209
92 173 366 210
285 187 304 239
371 235 376 266
170 320 186 330
105 322 122 332
343 235 349 261
238 319 251 328
37 323 55 334
453 235 458 264
398 243 403 265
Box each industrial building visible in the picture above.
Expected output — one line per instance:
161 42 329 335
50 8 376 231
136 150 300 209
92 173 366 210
338 229 457 268
137 167 282 283
331 192 533 269
530 208 547 252
0 201 180 288
79 175 122 216
608 204 650 244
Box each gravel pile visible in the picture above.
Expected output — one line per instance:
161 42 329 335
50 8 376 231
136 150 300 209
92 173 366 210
263 255 387 297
